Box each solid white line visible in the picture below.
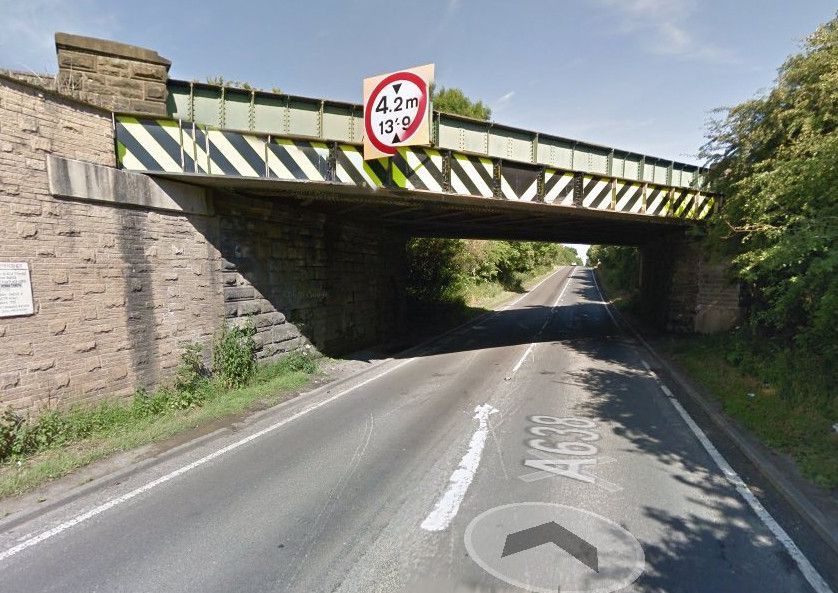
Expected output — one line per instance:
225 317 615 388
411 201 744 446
0 357 417 563
638 361 832 593
420 404 498 532
588 267 619 329
500 266 566 311
667 398 833 593
509 267 575 376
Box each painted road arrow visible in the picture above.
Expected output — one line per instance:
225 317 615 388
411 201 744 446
500 521 599 572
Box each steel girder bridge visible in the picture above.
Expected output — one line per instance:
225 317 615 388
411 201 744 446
113 79 715 244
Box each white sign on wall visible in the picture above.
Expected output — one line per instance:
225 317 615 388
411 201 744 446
0 263 34 317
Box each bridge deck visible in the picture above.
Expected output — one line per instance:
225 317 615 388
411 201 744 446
115 112 716 227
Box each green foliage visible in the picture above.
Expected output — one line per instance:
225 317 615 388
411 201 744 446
667 330 837 488
701 16 838 363
213 323 257 389
405 238 581 307
0 324 314 464
586 245 639 297
431 85 492 120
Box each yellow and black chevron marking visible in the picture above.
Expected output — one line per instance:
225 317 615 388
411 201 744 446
335 145 387 187
581 176 612 210
614 181 644 214
115 116 186 173
544 169 574 206
391 147 444 192
267 139 331 181
669 188 695 218
694 194 715 220
500 163 540 201
204 130 266 177
450 154 495 198
646 186 669 216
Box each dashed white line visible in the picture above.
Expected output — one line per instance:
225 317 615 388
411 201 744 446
420 404 499 532
509 267 575 376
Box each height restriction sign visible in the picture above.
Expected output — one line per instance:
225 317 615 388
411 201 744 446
363 64 434 160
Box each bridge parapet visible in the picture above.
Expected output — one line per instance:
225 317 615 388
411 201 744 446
114 113 716 221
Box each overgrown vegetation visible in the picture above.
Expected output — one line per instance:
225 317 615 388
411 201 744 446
664 331 837 488
405 238 582 324
0 324 317 485
586 245 639 308
431 85 492 120
590 17 838 487
691 16 838 487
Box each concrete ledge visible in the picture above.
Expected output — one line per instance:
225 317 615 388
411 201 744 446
47 155 212 216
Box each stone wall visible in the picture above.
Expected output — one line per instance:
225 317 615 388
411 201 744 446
639 232 740 333
0 75 407 415
55 32 170 115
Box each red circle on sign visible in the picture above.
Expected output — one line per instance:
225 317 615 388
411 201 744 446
364 71 428 155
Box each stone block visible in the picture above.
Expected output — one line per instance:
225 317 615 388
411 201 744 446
17 223 38 238
29 359 56 372
144 82 166 101
14 343 33 356
1 373 20 390
75 341 97 353
49 320 67 335
57 50 97 73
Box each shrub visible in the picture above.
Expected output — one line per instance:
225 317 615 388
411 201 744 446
213 322 257 388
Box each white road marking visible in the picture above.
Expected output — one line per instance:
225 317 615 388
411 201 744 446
500 266 566 311
421 404 499 532
509 267 575 376
0 268 571 561
591 271 833 593
0 357 417 563
589 268 619 328
667 398 833 593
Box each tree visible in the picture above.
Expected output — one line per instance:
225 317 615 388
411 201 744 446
431 85 491 120
701 15 838 358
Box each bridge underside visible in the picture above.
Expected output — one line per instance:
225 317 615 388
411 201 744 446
151 173 688 245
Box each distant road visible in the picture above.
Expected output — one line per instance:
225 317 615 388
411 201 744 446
0 267 831 593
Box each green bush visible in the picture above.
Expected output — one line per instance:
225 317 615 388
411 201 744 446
213 323 257 389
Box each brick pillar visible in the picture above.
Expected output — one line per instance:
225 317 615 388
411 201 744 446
639 232 741 333
55 32 170 114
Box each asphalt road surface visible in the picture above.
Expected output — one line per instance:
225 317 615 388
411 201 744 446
0 267 833 593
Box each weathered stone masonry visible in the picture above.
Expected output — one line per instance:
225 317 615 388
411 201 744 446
0 74 406 415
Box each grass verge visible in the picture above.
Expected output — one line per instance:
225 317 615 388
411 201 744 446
0 354 318 500
659 332 837 490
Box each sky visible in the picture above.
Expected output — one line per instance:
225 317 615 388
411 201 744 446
1 0 834 260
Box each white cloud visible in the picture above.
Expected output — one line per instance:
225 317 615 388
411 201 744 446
496 90 515 104
0 0 117 73
594 0 738 64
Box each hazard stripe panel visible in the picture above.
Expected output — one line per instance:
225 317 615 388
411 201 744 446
669 188 696 218
544 169 574 206
335 145 387 188
694 195 715 220
614 181 644 214
450 154 495 198
268 139 331 182
392 147 444 192
581 176 612 210
116 116 185 173
114 116 715 220
646 186 669 216
500 163 540 201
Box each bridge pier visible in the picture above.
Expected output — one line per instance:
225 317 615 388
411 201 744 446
639 233 741 333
